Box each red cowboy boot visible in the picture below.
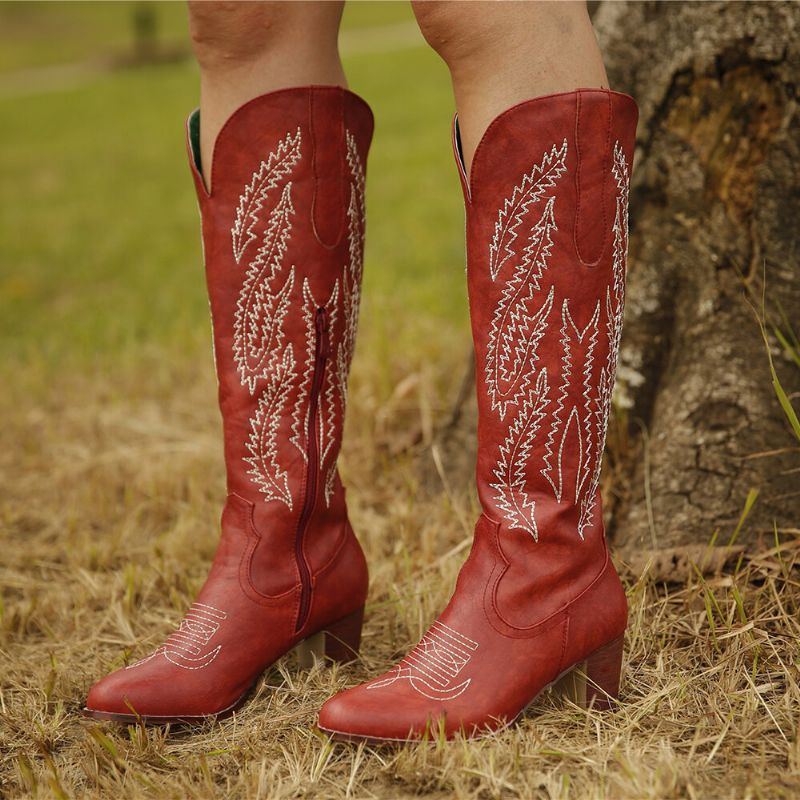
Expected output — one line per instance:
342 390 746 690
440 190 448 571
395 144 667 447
319 89 638 742
84 87 374 724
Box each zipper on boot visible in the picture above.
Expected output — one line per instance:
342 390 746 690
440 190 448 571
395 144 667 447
294 306 329 632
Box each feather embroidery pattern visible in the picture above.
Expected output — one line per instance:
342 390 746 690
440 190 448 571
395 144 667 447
540 299 600 514
234 183 297 393
335 132 366 408
486 141 567 539
290 278 340 469
486 196 558 420
288 131 366 508
486 138 631 542
244 347 297 508
491 369 550 540
325 132 366 504
582 142 630 536
231 128 301 264
488 140 567 281
233 130 302 505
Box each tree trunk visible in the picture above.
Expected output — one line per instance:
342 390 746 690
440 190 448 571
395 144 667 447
595 0 800 550
431 1 800 553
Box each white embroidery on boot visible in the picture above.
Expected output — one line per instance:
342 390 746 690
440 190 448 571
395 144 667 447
232 131 302 505
267 130 365 509
582 142 630 537
337 133 366 409
244 347 296 508
491 369 550 540
233 130 366 510
234 184 297 394
485 141 567 538
489 140 568 281
540 299 600 516
487 198 558 420
290 278 340 475
486 140 631 542
126 603 228 672
324 133 367 503
366 621 479 701
231 128 301 264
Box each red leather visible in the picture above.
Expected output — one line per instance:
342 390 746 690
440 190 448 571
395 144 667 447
85 86 374 722
319 89 638 741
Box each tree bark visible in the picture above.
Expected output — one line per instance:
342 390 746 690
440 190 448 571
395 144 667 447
595 0 800 550
431 1 800 552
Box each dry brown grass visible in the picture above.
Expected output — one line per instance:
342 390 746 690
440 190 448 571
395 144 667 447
1 347 799 800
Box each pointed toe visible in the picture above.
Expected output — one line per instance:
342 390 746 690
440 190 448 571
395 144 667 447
318 680 448 743
318 686 394 741
317 690 353 735
84 669 142 719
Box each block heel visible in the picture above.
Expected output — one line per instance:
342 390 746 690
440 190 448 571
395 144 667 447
323 607 364 664
293 608 364 668
584 633 624 710
556 634 624 711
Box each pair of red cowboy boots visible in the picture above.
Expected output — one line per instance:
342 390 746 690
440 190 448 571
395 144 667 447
85 85 637 741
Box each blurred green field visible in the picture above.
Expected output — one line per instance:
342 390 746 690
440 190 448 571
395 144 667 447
0 1 416 73
0 1 468 398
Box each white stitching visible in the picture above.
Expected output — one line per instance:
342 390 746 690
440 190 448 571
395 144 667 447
243 347 296 508
540 299 600 514
576 303 600 505
490 368 550 540
580 142 630 537
486 141 567 539
324 132 366 505
231 128 301 264
232 131 301 506
126 603 228 672
366 621 479 701
287 131 365 508
486 140 631 543
489 140 568 281
233 184 297 395
290 278 340 471
235 130 365 510
487 198 559 420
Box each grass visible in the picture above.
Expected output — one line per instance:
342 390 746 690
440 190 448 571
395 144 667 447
1 3 799 798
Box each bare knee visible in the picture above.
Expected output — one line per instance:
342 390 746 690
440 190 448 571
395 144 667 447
412 0 589 68
412 1 486 64
188 1 342 72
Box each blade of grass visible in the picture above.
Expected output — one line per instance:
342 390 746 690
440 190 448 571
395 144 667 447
727 489 759 547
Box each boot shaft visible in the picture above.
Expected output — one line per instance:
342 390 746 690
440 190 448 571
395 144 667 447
457 89 637 621
187 87 373 597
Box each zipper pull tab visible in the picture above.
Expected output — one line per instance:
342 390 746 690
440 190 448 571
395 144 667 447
316 307 330 360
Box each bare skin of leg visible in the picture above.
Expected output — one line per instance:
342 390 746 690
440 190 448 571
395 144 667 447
188 1 346 191
412 0 609 174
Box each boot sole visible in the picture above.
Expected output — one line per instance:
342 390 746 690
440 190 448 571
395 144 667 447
81 693 248 726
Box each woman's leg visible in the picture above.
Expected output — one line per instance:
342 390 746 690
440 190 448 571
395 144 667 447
188 0 346 188
412 0 608 172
